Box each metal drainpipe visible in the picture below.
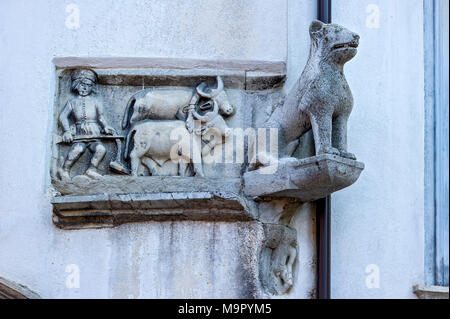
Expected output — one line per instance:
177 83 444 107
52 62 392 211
316 0 332 300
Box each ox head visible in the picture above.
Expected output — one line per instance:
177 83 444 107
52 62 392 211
196 76 235 116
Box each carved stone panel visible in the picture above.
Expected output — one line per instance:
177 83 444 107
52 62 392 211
49 61 285 226
51 69 248 183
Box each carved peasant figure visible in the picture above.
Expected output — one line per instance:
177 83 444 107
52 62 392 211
57 69 116 179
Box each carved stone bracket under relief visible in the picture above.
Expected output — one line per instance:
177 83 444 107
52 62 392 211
52 191 257 229
260 224 297 295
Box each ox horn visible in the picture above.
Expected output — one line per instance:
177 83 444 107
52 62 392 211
196 76 224 98
196 82 212 98
215 76 224 92
214 75 223 94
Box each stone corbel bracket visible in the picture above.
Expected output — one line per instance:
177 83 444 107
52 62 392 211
0 277 41 299
52 191 257 230
243 154 364 202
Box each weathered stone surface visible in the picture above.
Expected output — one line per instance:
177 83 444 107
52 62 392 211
243 154 364 201
56 69 125 180
104 220 267 298
52 176 242 196
52 191 257 229
243 21 364 205
249 21 361 170
53 57 286 74
96 69 246 89
50 66 284 181
53 58 286 90
259 224 297 295
413 285 449 299
0 276 41 299
245 72 285 90
51 175 250 227
0 0 427 300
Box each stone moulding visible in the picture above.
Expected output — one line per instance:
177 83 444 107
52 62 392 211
243 154 364 202
94 68 247 89
52 57 286 90
52 57 286 73
52 191 257 230
413 285 449 299
52 176 243 196
0 276 41 299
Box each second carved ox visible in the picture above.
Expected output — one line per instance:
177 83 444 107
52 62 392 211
122 76 235 177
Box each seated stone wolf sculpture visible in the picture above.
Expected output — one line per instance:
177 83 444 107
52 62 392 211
250 20 360 170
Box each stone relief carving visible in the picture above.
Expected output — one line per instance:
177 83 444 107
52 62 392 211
125 120 204 176
121 76 234 132
50 21 365 298
122 77 235 177
54 73 236 179
260 224 297 295
56 69 128 180
249 20 360 168
244 20 364 200
191 99 233 158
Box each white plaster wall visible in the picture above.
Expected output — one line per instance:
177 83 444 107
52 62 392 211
330 0 425 298
286 0 317 91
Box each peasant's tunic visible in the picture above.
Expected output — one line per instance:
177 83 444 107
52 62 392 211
65 96 103 137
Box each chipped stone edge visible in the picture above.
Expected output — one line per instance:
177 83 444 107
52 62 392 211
413 285 449 299
52 57 286 90
243 154 365 201
52 191 258 230
53 57 286 73
0 277 41 299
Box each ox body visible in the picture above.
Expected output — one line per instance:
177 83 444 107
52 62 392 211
121 76 234 131
125 120 203 177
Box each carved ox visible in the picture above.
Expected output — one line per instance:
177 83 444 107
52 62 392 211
124 100 233 177
121 76 234 130
124 120 204 177
192 100 233 157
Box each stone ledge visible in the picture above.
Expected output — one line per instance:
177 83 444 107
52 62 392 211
243 154 364 202
53 57 286 90
0 277 41 299
52 176 242 196
52 191 257 230
53 57 286 73
94 69 247 89
413 285 449 299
